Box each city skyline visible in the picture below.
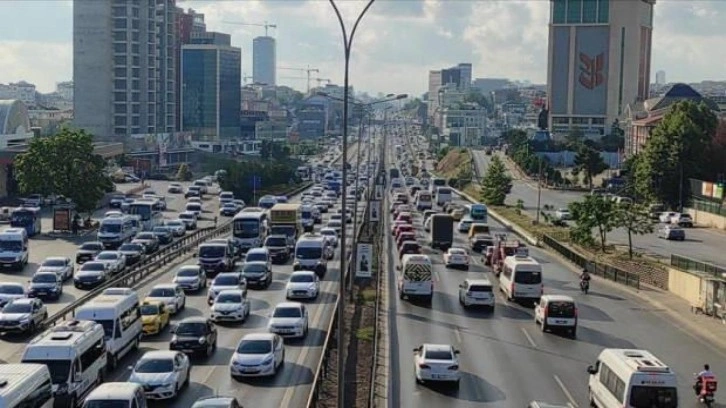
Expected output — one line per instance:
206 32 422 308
1 0 725 96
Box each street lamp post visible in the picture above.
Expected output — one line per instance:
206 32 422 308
328 1 375 406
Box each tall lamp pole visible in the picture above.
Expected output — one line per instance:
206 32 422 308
328 1 375 406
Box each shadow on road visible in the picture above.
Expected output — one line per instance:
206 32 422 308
422 371 506 403
576 325 636 349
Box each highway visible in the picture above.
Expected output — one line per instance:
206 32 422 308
471 149 726 265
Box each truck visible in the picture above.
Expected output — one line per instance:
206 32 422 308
491 239 529 277
429 214 454 251
269 203 302 248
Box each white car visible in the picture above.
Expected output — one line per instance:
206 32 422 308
128 350 190 400
327 219 343 233
172 265 207 292
286 271 320 300
144 284 186 314
165 220 187 237
178 212 198 230
229 333 285 379
413 343 461 387
94 251 126 274
670 213 694 227
0 298 47 334
457 218 474 233
424 216 432 232
659 211 678 223
187 197 202 204
554 208 571 220
207 273 247 305
37 257 74 281
320 228 339 248
458 279 495 309
443 247 470 270
267 302 309 339
210 289 250 323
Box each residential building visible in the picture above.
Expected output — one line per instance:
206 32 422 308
181 34 241 142
73 0 177 140
547 0 655 137
253 36 276 86
28 109 74 136
472 78 512 95
441 103 488 147
56 82 74 101
255 119 288 142
428 63 474 122
295 102 326 139
0 82 37 106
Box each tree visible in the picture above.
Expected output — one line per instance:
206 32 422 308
568 195 616 251
15 128 110 214
480 155 511 206
565 128 585 149
176 163 192 181
613 204 653 259
634 100 718 207
463 90 493 112
574 145 608 189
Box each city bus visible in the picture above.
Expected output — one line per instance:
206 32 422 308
296 166 312 181
232 211 268 251
10 207 42 237
127 201 163 231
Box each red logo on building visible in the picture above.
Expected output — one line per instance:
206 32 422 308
578 52 605 90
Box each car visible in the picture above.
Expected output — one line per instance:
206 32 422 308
185 187 201 199
94 251 126 274
391 220 407 235
286 271 320 300
133 232 160 253
423 216 432 232
109 194 126 208
178 211 198 230
658 224 686 241
73 261 109 289
534 295 577 337
458 278 495 309
141 300 170 335
152 226 174 245
27 272 63 300
320 227 339 248
469 234 493 253
207 273 247 305
267 302 309 339
144 284 186 314
0 298 47 333
75 241 104 264
457 218 474 233
165 220 187 237
443 247 470 270
128 350 190 400
244 248 272 272
398 241 421 259
229 333 285 379
671 213 694 227
327 219 343 233
191 396 243 408
413 343 461 387
220 202 240 216
173 265 207 292
170 317 218 357
118 242 145 266
241 261 272 289
37 256 73 281
554 208 571 220
264 235 291 264
210 289 251 323
659 211 679 223
168 183 184 194
0 282 25 308
450 209 465 221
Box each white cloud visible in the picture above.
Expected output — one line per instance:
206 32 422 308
0 41 71 93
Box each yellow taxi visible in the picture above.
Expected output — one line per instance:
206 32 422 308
140 300 170 335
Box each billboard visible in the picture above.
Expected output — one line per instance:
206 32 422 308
356 243 373 278
573 26 610 116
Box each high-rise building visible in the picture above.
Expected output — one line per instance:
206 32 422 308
56 81 74 101
457 63 472 90
547 0 655 136
253 36 276 86
181 34 241 141
655 70 666 86
73 0 177 140
175 8 207 130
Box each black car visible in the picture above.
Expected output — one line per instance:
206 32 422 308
170 317 218 357
152 226 174 245
118 243 145 265
264 235 290 264
470 234 494 252
241 261 272 289
399 241 421 259
27 272 63 300
133 232 159 254
75 242 104 264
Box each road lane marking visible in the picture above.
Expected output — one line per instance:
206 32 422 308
433 269 441 282
454 328 462 343
553 374 579 408
521 327 538 348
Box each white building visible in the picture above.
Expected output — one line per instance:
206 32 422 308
56 81 74 101
252 36 276 86
0 82 37 107
0 100 35 149
441 103 488 147
655 70 666 86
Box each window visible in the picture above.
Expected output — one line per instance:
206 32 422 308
132 103 140 113
114 67 126 77
16 377 53 408
114 79 127 90
597 0 609 23
599 363 625 403
131 92 139 102
114 92 126 102
113 31 127 41
582 0 597 23
80 337 106 371
112 6 126 17
115 116 127 126
114 103 127 114
113 18 126 29
120 304 141 330
114 127 127 135
114 56 127 66
131 19 139 30
567 0 582 23
132 44 139 54
132 116 140 126
592 118 606 125
133 56 140 66
552 117 569 124
572 117 589 125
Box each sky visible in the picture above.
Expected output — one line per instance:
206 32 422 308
1 0 725 96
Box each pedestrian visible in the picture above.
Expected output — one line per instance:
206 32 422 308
214 216 218 227
71 213 80 235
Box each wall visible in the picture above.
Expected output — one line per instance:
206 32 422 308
687 208 726 230
668 267 702 305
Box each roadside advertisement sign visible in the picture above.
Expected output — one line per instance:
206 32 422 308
370 201 380 222
356 243 373 278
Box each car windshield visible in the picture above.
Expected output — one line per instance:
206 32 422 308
234 220 260 238
514 271 542 284
167 221 183 227
0 241 22 251
180 213 194 220
3 303 31 313
97 253 116 260
22 359 70 385
81 263 105 271
270 226 295 237
290 274 314 283
449 249 466 255
153 227 169 234
469 285 492 292
100 223 121 233
176 322 206 336
424 349 453 360
135 358 173 373
119 244 143 252
273 307 302 318
42 259 66 267
200 246 225 258
265 237 287 247
216 293 242 303
214 276 239 286
83 401 129 408
236 339 272 354
177 268 199 277
137 233 154 240
296 247 322 260
245 253 266 263
141 304 160 315
243 264 266 274
33 274 57 283
149 288 175 297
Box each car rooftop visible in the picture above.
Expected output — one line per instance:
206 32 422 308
152 283 179 289
44 256 68 261
241 332 276 341
7 298 33 305
465 278 492 285
179 316 208 324
275 301 303 309
422 343 454 352
541 294 575 302
291 270 316 276
139 350 178 360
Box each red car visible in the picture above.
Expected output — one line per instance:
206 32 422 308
397 232 416 249
395 224 414 240
396 213 413 225
399 241 421 259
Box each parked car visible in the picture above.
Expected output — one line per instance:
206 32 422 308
658 225 685 241
671 213 694 227
659 211 679 223
554 208 571 220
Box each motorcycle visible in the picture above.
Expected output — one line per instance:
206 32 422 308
580 279 590 294
694 375 717 407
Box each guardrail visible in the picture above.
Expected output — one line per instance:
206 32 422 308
40 182 313 331
671 254 726 278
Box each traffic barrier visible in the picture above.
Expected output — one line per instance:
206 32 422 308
671 254 726 278
40 181 313 331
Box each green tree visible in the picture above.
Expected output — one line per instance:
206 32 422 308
14 128 110 215
613 204 653 259
463 90 492 112
565 128 585 149
176 163 192 181
480 155 511 206
574 145 608 189
634 100 718 207
568 195 616 251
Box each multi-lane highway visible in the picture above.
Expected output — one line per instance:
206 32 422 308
471 149 726 265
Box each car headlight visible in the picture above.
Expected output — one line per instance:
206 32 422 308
14 256 20 262
262 355 274 365
198 336 206 344
308 284 317 291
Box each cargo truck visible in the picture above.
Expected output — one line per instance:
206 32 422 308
429 214 454 251
269 203 302 248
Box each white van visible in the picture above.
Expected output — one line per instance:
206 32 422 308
534 295 577 337
293 233 330 277
185 202 203 216
415 191 433 211
82 382 147 408
0 228 29 271
22 320 108 406
0 363 54 408
97 215 136 249
398 254 433 302
435 187 453 207
587 349 678 408
499 255 543 302
74 293 142 369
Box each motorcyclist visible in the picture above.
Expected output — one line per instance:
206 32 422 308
694 364 715 395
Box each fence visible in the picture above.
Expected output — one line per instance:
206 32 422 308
671 254 726 278
541 235 640 289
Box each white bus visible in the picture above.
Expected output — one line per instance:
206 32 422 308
22 320 107 407
74 293 142 369
430 177 447 193
0 364 54 408
434 187 453 207
296 166 312 181
127 202 163 231
499 255 543 302
233 211 268 251
398 254 433 302
415 191 433 211
97 215 136 249
587 349 677 408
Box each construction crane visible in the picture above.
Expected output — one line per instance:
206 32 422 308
278 66 320 93
222 21 277 37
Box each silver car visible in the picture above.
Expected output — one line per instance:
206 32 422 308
37 257 74 281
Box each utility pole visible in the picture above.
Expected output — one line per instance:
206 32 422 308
536 158 543 223
678 163 684 212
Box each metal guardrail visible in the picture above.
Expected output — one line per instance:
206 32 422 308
671 254 726 278
40 182 313 331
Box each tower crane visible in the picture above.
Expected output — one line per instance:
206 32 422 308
278 66 320 93
222 21 277 37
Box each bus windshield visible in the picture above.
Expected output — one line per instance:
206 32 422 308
234 219 261 239
10 210 35 226
128 204 151 221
